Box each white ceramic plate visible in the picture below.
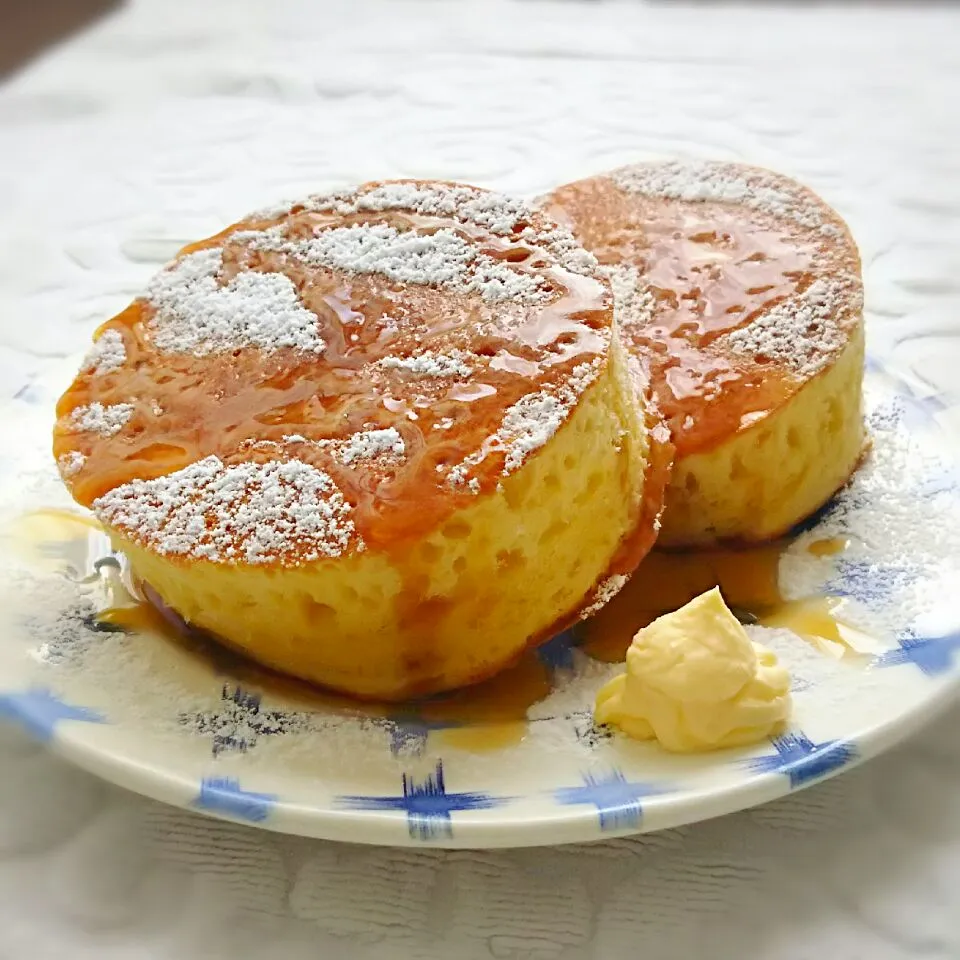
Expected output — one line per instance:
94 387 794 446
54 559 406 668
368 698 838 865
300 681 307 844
0 358 958 848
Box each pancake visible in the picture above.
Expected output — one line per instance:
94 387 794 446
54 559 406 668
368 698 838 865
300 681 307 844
53 180 667 699
542 160 865 547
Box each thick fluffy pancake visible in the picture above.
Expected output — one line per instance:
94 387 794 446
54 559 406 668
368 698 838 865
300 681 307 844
53 180 666 699
543 161 865 547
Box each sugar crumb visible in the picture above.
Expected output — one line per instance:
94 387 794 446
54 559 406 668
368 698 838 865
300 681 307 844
58 451 86 478
67 401 134 438
446 358 601 483
580 574 628 620
81 329 127 375
336 428 405 465
606 264 655 333
378 351 474 379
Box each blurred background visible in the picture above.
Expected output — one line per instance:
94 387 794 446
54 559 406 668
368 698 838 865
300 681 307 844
0 0 119 77
1 0 950 78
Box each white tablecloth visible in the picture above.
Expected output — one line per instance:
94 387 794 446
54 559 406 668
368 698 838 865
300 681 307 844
2 2 960 956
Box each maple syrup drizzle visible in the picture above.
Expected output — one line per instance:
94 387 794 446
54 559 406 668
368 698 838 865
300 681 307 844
52 184 614 559
544 175 860 457
12 508 877 753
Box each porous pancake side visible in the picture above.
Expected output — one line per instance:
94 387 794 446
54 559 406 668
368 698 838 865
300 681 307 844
659 323 865 547
109 350 651 700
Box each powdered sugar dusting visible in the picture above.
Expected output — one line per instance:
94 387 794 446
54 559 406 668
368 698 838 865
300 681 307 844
724 276 859 378
67 401 134 438
257 181 597 276
245 429 406 468
613 160 830 231
336 428 405 465
500 392 574 474
64 182 611 541
80 329 126 375
146 248 325 357
526 651 622 721
57 451 86 478
448 359 601 487
748 626 850 695
378 351 474 379
605 264 655 332
247 223 549 304
317 182 528 236
92 456 356 564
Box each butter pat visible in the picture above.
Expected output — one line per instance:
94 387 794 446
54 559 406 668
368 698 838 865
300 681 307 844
595 587 792 752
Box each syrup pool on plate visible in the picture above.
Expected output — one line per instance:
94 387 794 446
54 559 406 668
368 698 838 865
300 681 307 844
581 536 881 662
7 507 880 753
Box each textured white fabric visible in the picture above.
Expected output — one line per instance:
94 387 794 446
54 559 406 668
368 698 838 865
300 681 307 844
2 1 960 956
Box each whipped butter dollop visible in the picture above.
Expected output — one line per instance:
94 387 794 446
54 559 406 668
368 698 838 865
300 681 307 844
594 587 792 752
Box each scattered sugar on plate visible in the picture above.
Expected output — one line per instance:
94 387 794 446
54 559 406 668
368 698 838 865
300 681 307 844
146 248 326 357
80 329 126 375
527 651 622 721
67 401 134 437
92 456 357 565
747 625 850 693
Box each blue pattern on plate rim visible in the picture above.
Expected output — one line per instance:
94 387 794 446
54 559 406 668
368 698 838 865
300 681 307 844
0 687 105 741
554 770 666 831
875 627 960 676
1 357 959 844
337 762 508 840
193 777 278 823
745 732 859 788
